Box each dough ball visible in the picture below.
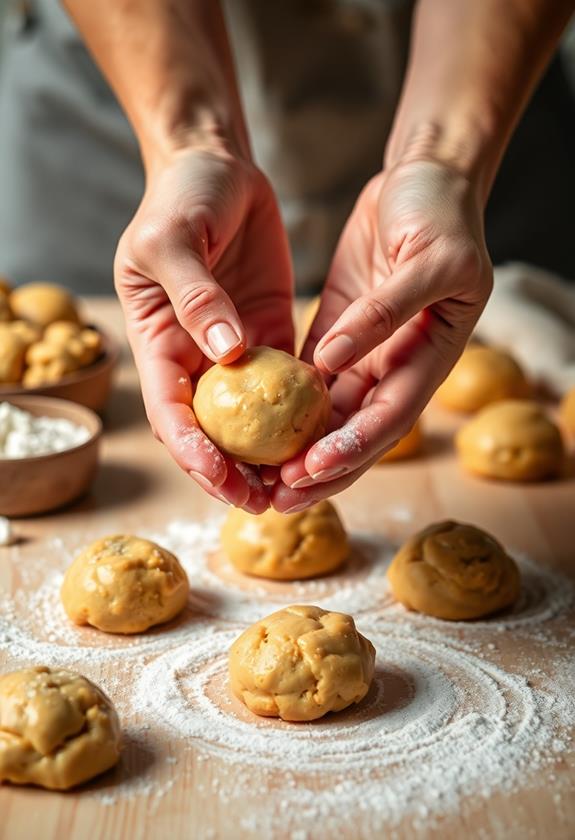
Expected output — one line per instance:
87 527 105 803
387 520 520 620
10 283 79 328
229 605 375 721
221 500 349 580
436 345 530 413
61 535 190 634
379 421 422 463
0 328 25 384
0 666 121 790
559 388 575 438
193 346 330 465
456 399 564 481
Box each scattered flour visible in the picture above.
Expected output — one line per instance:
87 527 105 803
0 401 90 458
0 517 574 835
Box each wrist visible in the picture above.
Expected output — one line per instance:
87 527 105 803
137 91 249 175
384 116 498 206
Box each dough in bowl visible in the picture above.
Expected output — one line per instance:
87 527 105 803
387 520 520 620
436 345 530 413
456 399 564 481
559 387 575 438
229 605 375 721
221 500 349 580
0 666 121 790
61 535 189 634
193 346 330 465
10 283 79 328
0 327 25 384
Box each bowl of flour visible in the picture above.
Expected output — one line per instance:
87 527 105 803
0 396 101 516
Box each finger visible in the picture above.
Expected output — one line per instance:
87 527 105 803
271 455 381 514
193 458 252 509
192 463 249 509
281 367 374 488
161 250 249 363
312 260 446 375
236 463 270 514
260 465 281 486
300 181 380 365
286 312 466 488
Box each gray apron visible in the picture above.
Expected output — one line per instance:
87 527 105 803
0 0 411 294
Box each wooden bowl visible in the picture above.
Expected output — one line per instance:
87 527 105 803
0 329 119 413
0 396 102 517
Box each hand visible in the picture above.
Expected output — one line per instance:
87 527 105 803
274 160 492 511
115 146 294 513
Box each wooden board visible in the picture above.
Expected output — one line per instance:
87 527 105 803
1 298 574 840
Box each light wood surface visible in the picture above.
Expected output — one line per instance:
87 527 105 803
1 298 574 840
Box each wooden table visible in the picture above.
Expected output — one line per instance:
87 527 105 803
1 299 574 840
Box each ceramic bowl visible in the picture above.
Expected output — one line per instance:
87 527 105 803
0 328 119 413
0 395 102 517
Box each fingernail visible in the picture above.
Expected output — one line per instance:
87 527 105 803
282 502 311 515
206 322 242 358
319 334 356 372
190 471 227 501
290 475 315 489
189 470 214 489
311 466 347 482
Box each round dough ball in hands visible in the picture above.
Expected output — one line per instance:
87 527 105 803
379 420 422 463
61 535 189 634
0 666 121 790
387 520 521 621
559 387 575 438
436 345 530 413
221 500 349 580
10 283 79 328
229 605 375 721
193 346 330 466
456 400 564 481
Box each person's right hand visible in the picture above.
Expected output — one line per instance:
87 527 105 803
114 144 294 514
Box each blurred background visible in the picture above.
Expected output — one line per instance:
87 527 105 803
0 0 574 296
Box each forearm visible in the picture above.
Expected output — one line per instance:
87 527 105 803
386 0 573 203
64 0 249 171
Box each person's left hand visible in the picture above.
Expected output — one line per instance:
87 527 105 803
273 159 493 512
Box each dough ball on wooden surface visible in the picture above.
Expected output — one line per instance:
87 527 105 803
437 345 530 413
221 500 348 580
379 420 422 463
229 605 375 721
61 535 189 634
0 666 120 790
387 520 520 621
456 400 564 481
10 283 79 328
193 346 330 465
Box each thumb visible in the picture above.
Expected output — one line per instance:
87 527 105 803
159 249 247 364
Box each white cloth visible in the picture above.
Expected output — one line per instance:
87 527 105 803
475 263 575 395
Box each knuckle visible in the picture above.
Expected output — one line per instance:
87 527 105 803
357 296 397 335
130 222 166 265
178 283 221 326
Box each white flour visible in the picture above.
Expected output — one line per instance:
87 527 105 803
0 401 90 458
0 518 574 836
